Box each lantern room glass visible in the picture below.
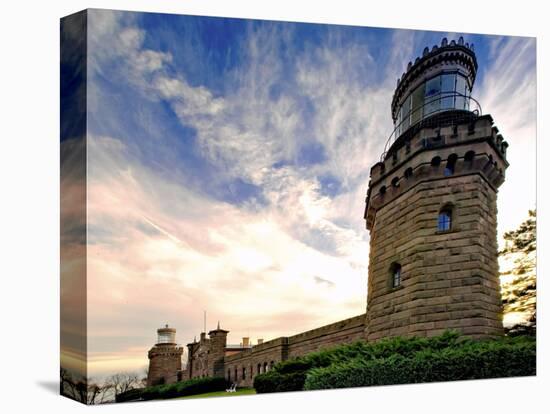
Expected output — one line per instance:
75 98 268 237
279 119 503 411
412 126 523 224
394 72 471 137
158 332 175 344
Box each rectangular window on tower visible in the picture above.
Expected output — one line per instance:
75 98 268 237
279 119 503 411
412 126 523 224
401 95 411 131
455 75 467 110
411 83 425 124
441 73 456 109
390 262 402 288
438 209 452 231
424 75 441 115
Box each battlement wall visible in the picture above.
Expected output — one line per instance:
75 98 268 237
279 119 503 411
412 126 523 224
224 314 366 387
287 314 365 358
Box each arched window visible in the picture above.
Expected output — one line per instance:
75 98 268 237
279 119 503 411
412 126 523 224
234 367 238 380
444 153 458 176
390 262 402 288
380 185 387 196
242 367 246 380
392 151 398 165
250 365 253 378
391 177 400 188
431 156 441 167
438 205 453 231
404 167 413 179
270 361 275 369
264 362 268 373
257 363 261 374
464 150 475 164
227 369 231 381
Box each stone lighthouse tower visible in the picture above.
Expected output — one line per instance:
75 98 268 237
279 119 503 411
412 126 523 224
147 325 183 386
364 37 509 341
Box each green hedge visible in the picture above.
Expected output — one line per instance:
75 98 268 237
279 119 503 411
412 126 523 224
114 388 143 403
303 329 465 368
116 377 228 402
304 336 536 390
253 371 307 393
254 330 465 393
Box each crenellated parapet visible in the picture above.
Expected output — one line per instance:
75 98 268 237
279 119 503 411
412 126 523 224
385 37 481 157
392 37 477 122
365 114 509 230
148 344 184 359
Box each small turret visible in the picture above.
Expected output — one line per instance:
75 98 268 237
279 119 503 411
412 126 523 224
146 325 183 386
389 37 479 149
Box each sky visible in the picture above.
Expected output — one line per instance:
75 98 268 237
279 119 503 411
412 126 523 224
70 9 536 378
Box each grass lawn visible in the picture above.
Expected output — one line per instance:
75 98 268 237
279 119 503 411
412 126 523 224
176 388 256 400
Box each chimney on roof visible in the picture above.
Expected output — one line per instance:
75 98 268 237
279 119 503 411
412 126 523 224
257 338 263 345
242 337 250 347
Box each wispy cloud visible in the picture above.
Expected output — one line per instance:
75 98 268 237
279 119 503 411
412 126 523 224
477 36 536 238
82 10 536 378
86 133 366 376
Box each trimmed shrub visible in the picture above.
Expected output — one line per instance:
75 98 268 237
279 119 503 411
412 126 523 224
253 371 307 394
116 377 228 402
255 330 465 393
115 388 143 403
274 358 315 374
304 329 465 368
304 336 536 390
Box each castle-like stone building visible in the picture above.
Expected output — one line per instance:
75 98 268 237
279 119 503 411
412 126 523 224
147 37 509 388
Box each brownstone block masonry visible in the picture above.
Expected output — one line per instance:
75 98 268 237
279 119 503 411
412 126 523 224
147 37 509 388
364 36 507 341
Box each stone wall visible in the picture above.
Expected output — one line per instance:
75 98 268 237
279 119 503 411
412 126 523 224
224 337 287 388
224 314 365 387
287 314 365 358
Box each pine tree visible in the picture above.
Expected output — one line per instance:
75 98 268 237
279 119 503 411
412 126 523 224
498 210 536 336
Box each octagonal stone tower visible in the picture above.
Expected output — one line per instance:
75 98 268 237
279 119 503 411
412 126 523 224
147 325 184 386
364 37 509 341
